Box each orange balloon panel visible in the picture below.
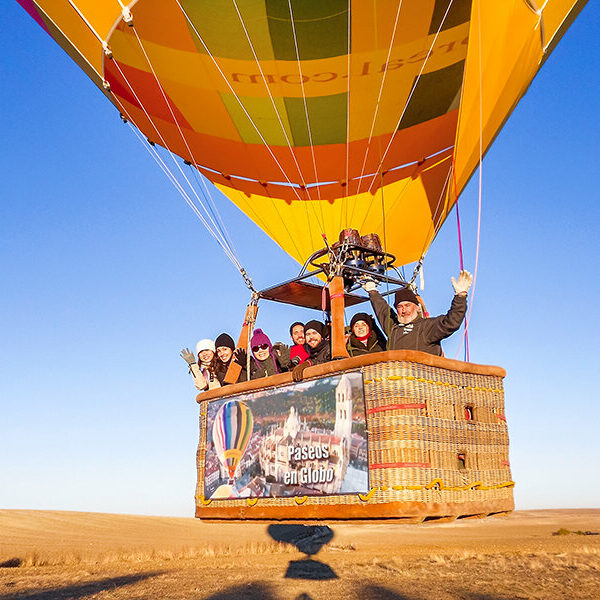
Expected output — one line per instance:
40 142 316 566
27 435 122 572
18 0 587 264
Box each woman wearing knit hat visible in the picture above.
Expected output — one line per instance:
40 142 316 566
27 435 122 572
232 329 296 380
234 329 294 379
214 333 243 385
180 339 220 391
347 312 386 357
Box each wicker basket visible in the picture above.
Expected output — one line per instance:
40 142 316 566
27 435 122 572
195 351 513 522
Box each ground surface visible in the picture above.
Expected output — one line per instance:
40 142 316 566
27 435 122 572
1 509 599 599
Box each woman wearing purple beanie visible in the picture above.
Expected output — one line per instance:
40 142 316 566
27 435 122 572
233 328 295 380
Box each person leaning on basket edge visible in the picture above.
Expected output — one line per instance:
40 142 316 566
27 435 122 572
362 270 473 357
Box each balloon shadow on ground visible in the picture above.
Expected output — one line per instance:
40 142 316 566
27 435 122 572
0 571 165 600
284 558 337 580
267 524 337 580
201 581 278 600
267 524 334 555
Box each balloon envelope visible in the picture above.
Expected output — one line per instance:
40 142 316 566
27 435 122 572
18 0 587 265
212 400 254 480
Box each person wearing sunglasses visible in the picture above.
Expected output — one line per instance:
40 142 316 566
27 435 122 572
233 328 297 380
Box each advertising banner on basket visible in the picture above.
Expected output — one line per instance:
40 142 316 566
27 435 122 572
203 372 368 500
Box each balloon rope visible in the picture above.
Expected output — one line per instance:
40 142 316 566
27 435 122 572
341 0 352 232
452 159 469 361
353 1 404 199
110 59 243 270
412 159 454 271
452 161 465 271
230 0 319 253
455 4 484 362
174 1 305 204
365 0 458 194
124 120 243 271
465 4 485 364
175 0 307 259
286 0 327 237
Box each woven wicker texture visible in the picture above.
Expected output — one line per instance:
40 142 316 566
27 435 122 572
195 360 513 518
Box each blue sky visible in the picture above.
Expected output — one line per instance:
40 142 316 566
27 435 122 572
1 3 598 516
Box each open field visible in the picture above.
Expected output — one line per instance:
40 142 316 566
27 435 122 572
1 509 599 599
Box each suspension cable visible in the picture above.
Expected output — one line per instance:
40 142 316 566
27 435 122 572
354 1 404 197
230 0 318 253
455 4 484 361
365 0 457 194
286 0 328 235
111 59 244 271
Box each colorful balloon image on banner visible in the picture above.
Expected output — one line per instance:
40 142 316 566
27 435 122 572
204 372 367 499
212 400 254 482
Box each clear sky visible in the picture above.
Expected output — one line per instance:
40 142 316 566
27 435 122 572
1 3 598 517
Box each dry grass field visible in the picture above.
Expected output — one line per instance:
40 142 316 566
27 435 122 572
1 509 599 599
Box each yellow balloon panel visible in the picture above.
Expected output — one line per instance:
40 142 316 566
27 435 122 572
216 151 452 267
19 0 587 266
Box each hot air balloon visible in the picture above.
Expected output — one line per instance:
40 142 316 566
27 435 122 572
17 1 587 521
212 400 254 484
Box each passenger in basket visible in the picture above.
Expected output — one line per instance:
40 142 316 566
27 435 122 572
362 270 472 356
233 328 295 380
290 320 331 382
347 312 386 356
289 320 333 382
304 320 331 365
180 339 221 391
214 333 244 385
289 321 310 364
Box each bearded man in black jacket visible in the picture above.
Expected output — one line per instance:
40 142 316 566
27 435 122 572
362 270 473 357
291 319 331 382
304 320 331 365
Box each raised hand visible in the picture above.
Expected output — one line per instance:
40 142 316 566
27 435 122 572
180 348 196 366
362 279 377 292
451 270 473 295
233 347 247 365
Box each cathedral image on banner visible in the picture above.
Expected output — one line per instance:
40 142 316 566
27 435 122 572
204 372 368 500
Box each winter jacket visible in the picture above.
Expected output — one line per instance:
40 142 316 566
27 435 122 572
368 290 467 356
290 343 310 364
307 338 331 365
190 363 221 391
347 331 385 357
234 344 293 380
215 359 246 385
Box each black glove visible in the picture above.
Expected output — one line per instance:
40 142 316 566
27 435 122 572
272 342 292 367
233 347 247 365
